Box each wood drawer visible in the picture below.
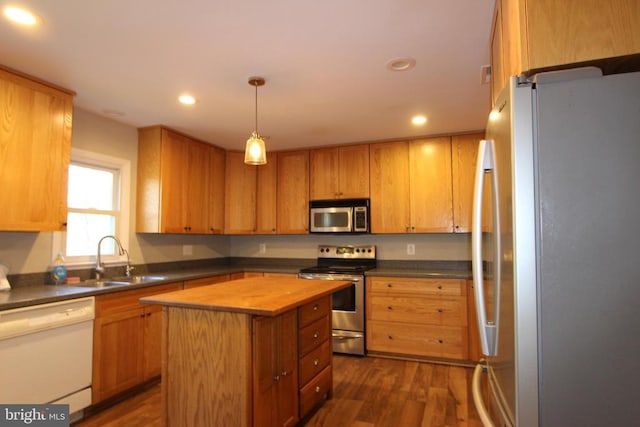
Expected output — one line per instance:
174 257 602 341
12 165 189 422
368 277 465 297
368 295 467 326
183 274 230 289
299 339 331 386
299 315 331 356
95 283 183 316
298 296 331 327
367 320 468 360
299 365 332 417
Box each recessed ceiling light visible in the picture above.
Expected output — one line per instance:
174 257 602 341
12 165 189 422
411 115 427 126
178 95 197 105
386 57 416 72
4 6 39 26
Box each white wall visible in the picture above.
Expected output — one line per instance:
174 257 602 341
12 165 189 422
0 108 471 275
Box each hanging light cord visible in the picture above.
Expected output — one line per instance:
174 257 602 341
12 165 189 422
254 82 259 133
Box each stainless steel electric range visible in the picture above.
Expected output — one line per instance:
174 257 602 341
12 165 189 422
298 245 376 355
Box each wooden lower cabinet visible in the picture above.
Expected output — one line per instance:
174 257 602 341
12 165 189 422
253 311 299 427
92 282 182 404
160 294 333 426
366 276 469 361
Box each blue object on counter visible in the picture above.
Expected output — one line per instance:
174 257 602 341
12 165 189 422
51 253 67 285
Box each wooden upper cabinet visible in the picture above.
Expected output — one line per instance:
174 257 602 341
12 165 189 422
409 138 453 233
370 141 411 233
277 150 309 234
225 151 257 234
224 151 276 234
370 138 453 233
309 144 369 200
208 146 226 234
136 126 216 234
0 66 74 231
451 133 484 233
491 0 640 103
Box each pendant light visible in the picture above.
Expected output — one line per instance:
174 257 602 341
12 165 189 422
244 76 267 165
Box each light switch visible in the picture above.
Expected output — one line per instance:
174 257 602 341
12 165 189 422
406 244 415 255
182 245 193 256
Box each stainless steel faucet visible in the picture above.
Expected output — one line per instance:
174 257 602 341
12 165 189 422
95 235 132 279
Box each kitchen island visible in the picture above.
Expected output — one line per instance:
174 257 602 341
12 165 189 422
140 276 349 427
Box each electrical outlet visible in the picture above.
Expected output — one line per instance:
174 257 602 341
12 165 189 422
182 245 193 256
259 243 266 254
406 243 415 255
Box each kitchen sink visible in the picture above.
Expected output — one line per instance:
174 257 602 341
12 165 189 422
75 275 169 287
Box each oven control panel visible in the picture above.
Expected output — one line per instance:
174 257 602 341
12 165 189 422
317 245 376 259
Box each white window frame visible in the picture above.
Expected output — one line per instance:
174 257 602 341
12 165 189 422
52 148 131 268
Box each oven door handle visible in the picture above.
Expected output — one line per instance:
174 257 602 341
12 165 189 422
332 332 364 340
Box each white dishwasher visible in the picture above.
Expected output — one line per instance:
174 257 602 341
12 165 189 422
0 297 94 414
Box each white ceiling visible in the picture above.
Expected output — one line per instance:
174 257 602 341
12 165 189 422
1 0 494 151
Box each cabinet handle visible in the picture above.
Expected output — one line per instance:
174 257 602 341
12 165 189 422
437 285 442 290
437 308 443 313
313 331 319 339
315 386 321 393
386 283 393 288
281 371 288 377
313 304 319 311
146 312 152 317
140 313 145 318
387 306 393 311
274 375 280 382
313 358 320 366
438 339 444 344
388 335 393 340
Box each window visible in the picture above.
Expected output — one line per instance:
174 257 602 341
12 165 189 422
53 148 131 266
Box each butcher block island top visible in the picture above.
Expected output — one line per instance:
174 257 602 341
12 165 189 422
140 276 349 314
140 277 349 427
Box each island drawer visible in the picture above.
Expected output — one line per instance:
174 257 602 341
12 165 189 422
298 296 331 327
299 339 331 386
299 315 331 356
299 365 332 417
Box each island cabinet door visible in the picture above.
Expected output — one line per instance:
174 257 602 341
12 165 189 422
253 310 299 427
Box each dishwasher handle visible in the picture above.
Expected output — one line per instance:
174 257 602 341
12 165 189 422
0 297 95 340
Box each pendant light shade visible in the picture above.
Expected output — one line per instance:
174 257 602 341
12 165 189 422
244 77 267 165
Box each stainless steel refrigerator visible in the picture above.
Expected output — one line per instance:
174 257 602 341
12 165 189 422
471 68 640 427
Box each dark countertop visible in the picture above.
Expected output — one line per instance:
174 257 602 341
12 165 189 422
0 260 472 311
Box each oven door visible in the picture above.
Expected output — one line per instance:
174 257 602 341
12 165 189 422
298 272 365 355
309 207 353 233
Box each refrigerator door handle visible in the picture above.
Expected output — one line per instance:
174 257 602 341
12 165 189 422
472 139 501 356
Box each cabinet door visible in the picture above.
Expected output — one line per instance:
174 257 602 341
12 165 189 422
160 130 189 233
208 145 225 234
277 150 309 234
452 133 484 233
253 311 299 427
309 147 339 200
225 151 257 234
93 308 145 403
184 140 210 233
338 144 370 199
370 141 411 233
409 137 453 233
0 69 73 231
256 152 277 234
143 305 163 379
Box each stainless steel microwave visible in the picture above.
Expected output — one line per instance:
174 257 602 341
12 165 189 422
309 199 370 233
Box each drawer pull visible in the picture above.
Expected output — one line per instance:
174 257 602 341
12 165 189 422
437 308 443 313
388 335 393 340
438 339 444 344
315 386 321 393
437 285 442 290
314 358 320 366
313 304 319 311
387 306 393 311
313 332 319 339
387 283 393 288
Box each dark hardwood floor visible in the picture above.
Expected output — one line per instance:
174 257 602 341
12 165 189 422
75 355 481 427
